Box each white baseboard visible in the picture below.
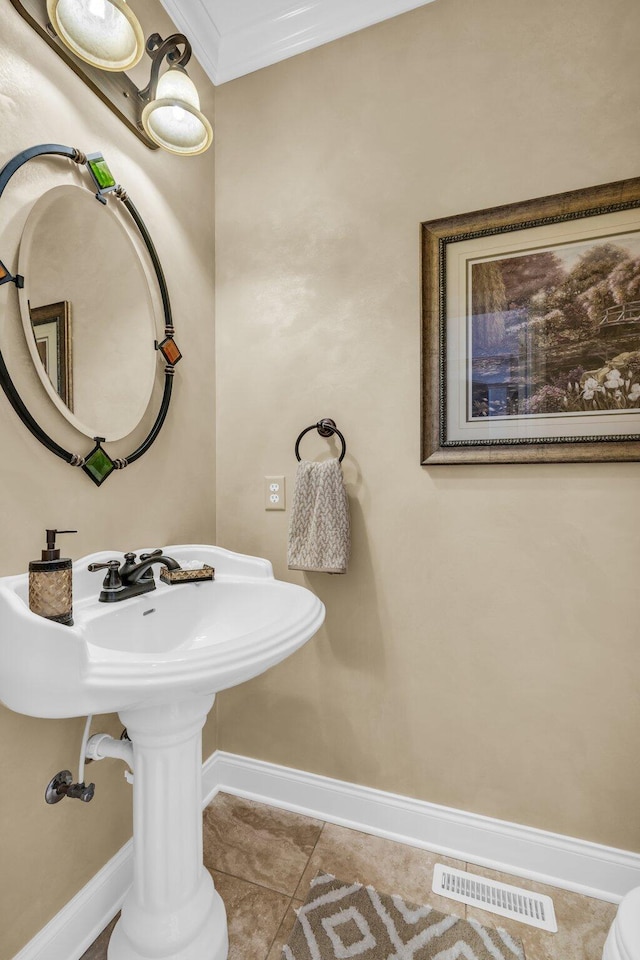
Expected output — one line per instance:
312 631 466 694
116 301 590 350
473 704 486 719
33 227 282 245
209 752 640 905
15 750 639 959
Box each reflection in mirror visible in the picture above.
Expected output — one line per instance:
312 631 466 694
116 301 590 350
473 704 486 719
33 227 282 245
29 301 73 409
18 184 157 442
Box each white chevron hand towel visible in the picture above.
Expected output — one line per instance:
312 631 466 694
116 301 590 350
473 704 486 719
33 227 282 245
287 458 350 574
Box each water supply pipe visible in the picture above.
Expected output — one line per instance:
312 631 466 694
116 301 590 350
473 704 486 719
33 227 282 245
86 732 134 772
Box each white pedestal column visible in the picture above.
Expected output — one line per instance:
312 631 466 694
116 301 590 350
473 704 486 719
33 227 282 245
108 695 228 960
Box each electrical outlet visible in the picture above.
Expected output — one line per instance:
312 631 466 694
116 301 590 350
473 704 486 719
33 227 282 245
265 476 285 510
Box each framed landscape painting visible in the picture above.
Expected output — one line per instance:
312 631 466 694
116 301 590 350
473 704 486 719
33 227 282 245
421 178 640 463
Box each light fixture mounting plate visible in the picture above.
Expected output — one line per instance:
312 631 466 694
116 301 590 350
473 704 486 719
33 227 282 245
10 0 159 150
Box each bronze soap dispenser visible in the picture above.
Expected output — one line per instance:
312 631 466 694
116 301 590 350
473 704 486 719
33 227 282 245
29 529 77 626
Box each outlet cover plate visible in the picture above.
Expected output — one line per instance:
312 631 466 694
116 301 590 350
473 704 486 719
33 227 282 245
265 476 285 510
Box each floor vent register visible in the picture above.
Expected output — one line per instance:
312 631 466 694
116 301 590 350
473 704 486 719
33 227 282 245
432 864 557 932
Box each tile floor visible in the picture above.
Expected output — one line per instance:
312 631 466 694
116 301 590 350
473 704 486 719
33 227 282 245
81 792 618 960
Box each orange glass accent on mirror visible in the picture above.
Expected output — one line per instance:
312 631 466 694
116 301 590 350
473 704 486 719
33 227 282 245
0 258 22 287
158 337 182 365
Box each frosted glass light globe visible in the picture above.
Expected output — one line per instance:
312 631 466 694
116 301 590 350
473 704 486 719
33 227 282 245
156 66 200 108
141 68 213 156
47 0 145 71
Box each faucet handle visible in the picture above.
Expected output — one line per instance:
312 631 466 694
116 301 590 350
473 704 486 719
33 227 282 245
88 560 122 591
139 549 163 581
140 549 163 561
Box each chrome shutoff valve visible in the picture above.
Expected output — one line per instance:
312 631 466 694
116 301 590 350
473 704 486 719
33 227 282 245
45 770 95 804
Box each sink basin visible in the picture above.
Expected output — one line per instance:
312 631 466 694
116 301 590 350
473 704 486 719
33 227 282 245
0 543 325 718
0 544 325 960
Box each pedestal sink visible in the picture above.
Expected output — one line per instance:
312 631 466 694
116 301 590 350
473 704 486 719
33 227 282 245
0 544 325 960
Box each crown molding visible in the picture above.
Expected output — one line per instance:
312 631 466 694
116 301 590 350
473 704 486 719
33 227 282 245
158 0 437 86
157 0 222 85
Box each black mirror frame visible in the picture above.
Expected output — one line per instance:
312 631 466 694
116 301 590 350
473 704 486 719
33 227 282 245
0 143 180 486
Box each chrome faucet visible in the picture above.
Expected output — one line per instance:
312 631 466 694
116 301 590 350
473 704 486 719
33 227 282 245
88 549 181 602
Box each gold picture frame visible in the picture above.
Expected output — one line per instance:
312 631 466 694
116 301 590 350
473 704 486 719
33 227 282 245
422 178 640 464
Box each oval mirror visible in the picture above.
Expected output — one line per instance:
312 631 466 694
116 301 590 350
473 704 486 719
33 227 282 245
18 184 157 441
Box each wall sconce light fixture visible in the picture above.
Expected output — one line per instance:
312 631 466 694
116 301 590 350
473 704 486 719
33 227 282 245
139 34 213 156
10 0 212 155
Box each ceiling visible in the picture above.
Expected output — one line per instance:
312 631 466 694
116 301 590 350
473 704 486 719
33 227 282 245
157 0 437 85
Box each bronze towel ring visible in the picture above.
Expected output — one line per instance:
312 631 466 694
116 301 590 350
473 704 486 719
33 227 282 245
295 418 346 462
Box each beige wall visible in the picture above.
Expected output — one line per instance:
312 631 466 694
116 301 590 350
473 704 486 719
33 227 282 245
215 0 640 855
3 0 640 954
0 3 216 956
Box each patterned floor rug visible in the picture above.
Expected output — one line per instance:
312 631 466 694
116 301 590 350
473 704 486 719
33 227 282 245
283 873 525 960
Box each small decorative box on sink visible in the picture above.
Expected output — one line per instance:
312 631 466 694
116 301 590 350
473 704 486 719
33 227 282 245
160 563 215 584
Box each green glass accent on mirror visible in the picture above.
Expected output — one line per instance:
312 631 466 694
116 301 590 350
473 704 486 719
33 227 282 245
86 153 117 195
82 441 116 486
